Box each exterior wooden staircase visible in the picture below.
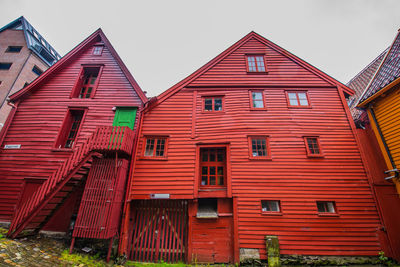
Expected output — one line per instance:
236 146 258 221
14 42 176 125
7 126 135 238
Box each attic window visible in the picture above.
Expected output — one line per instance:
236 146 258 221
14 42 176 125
197 198 218 218
246 55 266 72
93 46 103 55
71 66 103 99
6 46 22 53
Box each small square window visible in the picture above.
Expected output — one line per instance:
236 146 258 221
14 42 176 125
248 136 271 160
6 46 22 53
286 91 310 107
93 46 103 55
203 96 223 112
144 137 167 158
317 201 336 213
249 90 266 109
246 55 266 72
32 65 43 76
304 136 323 157
0 63 12 70
261 200 280 212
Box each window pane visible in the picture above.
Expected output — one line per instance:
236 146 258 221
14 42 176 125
262 200 280 212
217 166 224 175
307 138 320 154
155 139 165 156
144 139 155 156
209 176 216 185
252 138 267 157
202 150 208 162
218 176 224 185
201 176 208 185
214 98 222 111
247 56 256 72
298 93 308 106
209 166 216 175
209 150 216 161
204 98 213 111
255 56 265 71
252 92 262 100
326 202 335 213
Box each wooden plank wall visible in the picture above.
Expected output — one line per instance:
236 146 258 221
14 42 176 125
0 38 142 222
130 37 382 258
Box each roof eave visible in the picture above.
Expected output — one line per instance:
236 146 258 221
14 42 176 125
357 76 400 108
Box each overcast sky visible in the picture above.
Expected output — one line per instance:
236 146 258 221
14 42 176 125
1 0 399 96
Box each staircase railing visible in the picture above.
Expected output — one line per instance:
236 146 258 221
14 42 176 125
8 126 135 237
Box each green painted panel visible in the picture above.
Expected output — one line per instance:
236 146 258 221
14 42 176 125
112 108 137 130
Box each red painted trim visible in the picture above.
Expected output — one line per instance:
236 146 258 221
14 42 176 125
0 101 18 147
247 135 272 160
119 107 144 255
303 136 324 158
249 90 267 110
285 90 311 108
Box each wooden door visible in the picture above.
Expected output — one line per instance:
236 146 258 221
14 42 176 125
129 200 188 263
112 108 137 130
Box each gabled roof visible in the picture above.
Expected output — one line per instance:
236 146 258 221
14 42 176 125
1 16 61 66
152 31 354 109
358 30 400 106
9 28 147 103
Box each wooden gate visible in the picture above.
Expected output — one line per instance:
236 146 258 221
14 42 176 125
129 200 188 263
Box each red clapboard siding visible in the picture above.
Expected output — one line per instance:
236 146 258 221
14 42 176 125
0 30 144 223
129 32 382 259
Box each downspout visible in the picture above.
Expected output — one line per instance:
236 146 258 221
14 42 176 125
0 101 19 147
118 103 145 256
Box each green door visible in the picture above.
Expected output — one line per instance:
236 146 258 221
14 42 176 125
112 107 137 130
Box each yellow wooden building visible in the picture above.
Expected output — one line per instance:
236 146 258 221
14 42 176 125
357 30 400 195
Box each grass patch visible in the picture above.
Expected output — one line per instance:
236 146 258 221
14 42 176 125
60 249 107 267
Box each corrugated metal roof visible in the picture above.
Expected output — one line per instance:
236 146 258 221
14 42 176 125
358 31 400 104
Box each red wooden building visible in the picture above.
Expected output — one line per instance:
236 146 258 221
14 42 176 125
0 28 146 258
121 32 387 263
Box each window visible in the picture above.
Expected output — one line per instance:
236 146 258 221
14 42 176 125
200 148 226 187
32 65 43 76
143 137 167 158
248 136 271 159
55 109 85 149
304 136 323 157
250 90 265 109
286 91 310 107
6 46 22 53
0 63 12 70
246 55 266 72
71 66 102 99
261 200 281 213
93 46 103 55
203 96 223 112
317 201 336 213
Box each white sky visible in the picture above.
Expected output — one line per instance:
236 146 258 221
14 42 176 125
1 0 399 97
